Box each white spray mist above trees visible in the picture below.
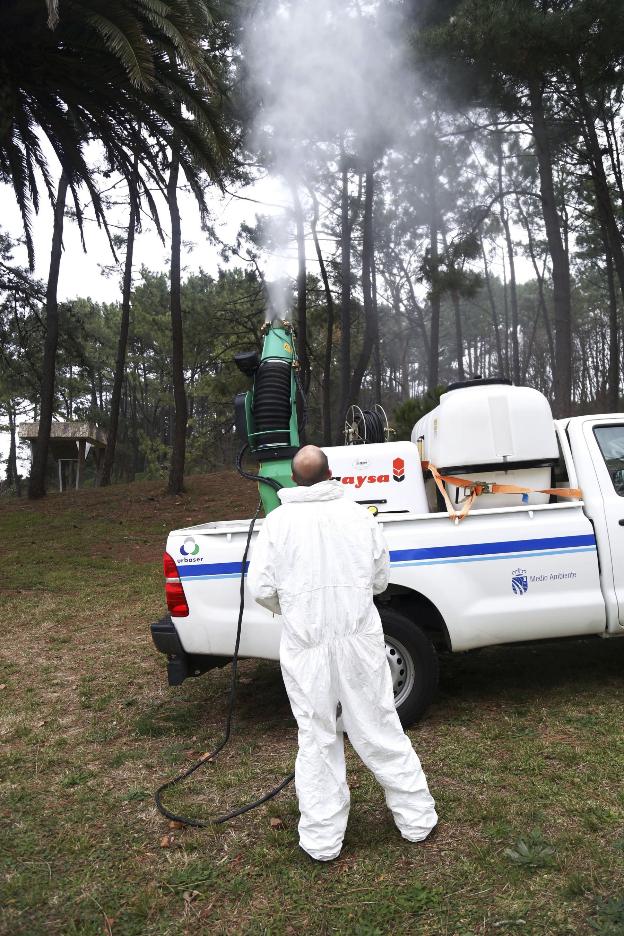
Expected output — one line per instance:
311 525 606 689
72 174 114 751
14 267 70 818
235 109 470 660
246 0 414 158
242 0 416 281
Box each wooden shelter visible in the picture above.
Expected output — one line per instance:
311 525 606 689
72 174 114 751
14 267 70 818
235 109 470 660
18 422 107 491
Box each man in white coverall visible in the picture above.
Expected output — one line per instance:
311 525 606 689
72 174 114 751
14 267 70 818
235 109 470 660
247 445 437 862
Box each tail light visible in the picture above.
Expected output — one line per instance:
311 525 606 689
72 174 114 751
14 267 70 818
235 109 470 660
163 551 189 617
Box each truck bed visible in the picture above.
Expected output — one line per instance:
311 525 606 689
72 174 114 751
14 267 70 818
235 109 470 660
168 500 605 658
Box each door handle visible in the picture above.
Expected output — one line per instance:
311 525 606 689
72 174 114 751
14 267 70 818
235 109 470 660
619 519 624 526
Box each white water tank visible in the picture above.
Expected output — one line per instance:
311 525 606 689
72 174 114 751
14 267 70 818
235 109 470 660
412 381 558 508
322 441 428 514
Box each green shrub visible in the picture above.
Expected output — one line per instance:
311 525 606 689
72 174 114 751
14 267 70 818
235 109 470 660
391 386 446 441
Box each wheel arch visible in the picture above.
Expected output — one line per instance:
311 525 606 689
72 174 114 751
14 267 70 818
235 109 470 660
378 584 452 651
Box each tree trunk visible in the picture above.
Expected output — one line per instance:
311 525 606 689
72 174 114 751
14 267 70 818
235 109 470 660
480 236 505 375
439 221 465 382
6 403 21 495
99 194 137 486
338 152 351 437
424 134 440 390
603 112 624 211
393 253 431 363
89 369 98 415
517 200 556 372
451 291 465 381
497 135 520 384
606 240 619 411
290 182 310 395
167 147 187 495
501 249 510 374
522 305 542 378
130 373 139 480
28 172 68 499
350 166 377 402
371 257 382 401
574 74 624 311
529 79 572 416
502 216 519 383
310 189 335 446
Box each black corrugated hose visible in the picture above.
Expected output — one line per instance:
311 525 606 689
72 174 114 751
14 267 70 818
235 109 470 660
252 359 293 447
154 454 294 828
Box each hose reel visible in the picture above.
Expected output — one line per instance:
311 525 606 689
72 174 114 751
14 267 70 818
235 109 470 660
344 403 392 445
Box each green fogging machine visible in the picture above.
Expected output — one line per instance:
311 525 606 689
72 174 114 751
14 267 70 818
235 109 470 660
234 316 303 514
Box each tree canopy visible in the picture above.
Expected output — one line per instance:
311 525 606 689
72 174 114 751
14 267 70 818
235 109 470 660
2 0 624 495
0 0 232 266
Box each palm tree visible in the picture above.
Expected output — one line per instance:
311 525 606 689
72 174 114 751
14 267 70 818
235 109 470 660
0 0 233 497
1 0 231 267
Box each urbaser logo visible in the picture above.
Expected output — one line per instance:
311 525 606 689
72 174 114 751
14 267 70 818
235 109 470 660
393 457 405 483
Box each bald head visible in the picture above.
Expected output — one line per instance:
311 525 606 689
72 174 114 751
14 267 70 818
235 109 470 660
292 445 331 487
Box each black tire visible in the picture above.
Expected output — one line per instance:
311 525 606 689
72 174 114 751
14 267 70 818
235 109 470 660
378 605 439 727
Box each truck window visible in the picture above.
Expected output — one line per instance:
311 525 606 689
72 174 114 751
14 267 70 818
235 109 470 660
594 425 624 497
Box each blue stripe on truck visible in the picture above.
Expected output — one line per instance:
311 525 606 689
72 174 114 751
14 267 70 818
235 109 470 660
389 533 596 565
176 533 597 580
179 560 250 578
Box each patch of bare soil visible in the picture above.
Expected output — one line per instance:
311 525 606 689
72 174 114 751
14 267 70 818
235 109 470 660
0 471 261 563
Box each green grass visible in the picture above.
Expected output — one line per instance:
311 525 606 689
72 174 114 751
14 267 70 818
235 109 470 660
1 473 623 934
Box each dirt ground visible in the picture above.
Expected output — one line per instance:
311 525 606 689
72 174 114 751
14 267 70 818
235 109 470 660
1 474 624 935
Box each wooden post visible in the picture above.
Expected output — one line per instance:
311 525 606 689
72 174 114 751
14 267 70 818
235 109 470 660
58 460 63 492
76 440 86 490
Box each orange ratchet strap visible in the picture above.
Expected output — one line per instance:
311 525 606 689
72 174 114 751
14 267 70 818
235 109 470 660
423 461 582 524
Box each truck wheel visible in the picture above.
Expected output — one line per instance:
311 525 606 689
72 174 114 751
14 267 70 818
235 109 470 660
379 606 439 727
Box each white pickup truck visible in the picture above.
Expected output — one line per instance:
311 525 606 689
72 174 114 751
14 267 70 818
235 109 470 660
151 413 624 725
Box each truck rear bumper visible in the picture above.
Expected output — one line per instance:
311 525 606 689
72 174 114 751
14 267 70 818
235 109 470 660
150 615 230 686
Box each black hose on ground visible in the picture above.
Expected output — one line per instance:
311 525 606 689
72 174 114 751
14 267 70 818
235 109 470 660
154 456 295 828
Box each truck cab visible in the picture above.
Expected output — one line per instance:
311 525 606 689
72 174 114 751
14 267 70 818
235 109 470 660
564 414 624 631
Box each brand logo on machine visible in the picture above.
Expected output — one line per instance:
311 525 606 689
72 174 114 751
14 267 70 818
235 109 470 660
333 460 406 489
511 568 528 595
180 537 200 557
334 473 390 489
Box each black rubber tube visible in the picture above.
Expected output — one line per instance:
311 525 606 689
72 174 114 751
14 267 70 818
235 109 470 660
154 460 294 828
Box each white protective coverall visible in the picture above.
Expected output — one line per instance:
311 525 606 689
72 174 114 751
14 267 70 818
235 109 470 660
247 478 437 861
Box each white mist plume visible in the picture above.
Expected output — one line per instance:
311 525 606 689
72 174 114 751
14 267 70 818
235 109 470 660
243 0 416 298
265 275 291 324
